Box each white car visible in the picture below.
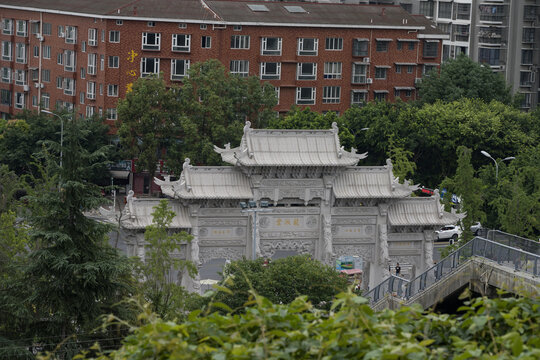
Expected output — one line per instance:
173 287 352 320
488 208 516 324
470 222 482 235
435 225 462 242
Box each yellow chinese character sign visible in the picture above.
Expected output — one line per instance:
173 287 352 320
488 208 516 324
127 50 138 63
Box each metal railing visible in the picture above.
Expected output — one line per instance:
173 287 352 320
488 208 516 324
485 230 540 255
366 237 540 304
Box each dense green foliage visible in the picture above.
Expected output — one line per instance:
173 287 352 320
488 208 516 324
212 255 349 313
0 111 112 184
118 59 277 173
136 200 197 320
417 55 512 105
80 289 539 360
0 118 135 357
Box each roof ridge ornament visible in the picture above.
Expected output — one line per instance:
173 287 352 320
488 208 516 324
243 121 254 159
183 158 192 192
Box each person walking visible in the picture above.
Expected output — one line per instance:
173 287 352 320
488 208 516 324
395 262 401 276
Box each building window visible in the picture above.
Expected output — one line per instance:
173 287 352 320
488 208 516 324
107 108 117 120
325 37 343 51
200 24 207 30
261 37 282 55
31 69 39 82
397 41 403 51
351 63 367 84
107 84 119 96
15 43 27 63
32 95 38 107
99 83 103 96
42 22 51 35
58 25 64 37
423 41 438 57
323 86 341 104
395 64 402 73
88 28 97 46
63 78 75 95
1 67 11 83
376 40 389 52
42 69 50 82
42 45 51 59
178 23 187 29
423 64 437 75
352 39 368 56
88 53 97 75
87 81 96 99
148 22 156 27
171 59 189 80
80 91 85 104
521 50 533 65
33 45 39 58
419 1 434 17
16 20 27 37
65 26 77 44
56 76 63 89
31 23 39 35
297 63 317 80
100 55 104 71
109 30 120 43
41 93 50 109
274 87 280 105
230 60 249 77
141 58 160 77
296 87 316 105
108 56 119 68
15 92 25 109
456 4 471 20
57 52 63 65
408 42 415 50
116 20 123 26
519 71 535 87
201 36 211 48
233 25 242 31
407 65 414 74
297 38 318 56
142 32 161 50
14 70 26 86
2 19 13 35
374 91 387 101
351 90 366 106
1 41 12 61
1 89 12 105
172 34 191 52
438 2 452 19
80 67 86 79
231 35 250 49
324 62 342 79
101 30 105 42
260 62 281 80
86 106 95 118
522 28 535 43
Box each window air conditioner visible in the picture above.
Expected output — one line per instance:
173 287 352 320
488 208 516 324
23 85 30 92
363 57 370 63
366 78 373 84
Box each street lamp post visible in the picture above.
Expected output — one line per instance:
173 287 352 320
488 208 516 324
240 201 273 260
480 150 515 180
41 110 64 168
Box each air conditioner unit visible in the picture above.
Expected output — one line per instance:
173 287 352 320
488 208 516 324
366 78 373 84
59 32 65 38
415 78 422 85
23 85 29 92
35 82 40 88
363 57 370 63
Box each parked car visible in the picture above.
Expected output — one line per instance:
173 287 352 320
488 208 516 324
470 222 482 235
435 225 462 242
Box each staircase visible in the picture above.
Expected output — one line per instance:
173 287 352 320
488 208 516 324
366 234 540 310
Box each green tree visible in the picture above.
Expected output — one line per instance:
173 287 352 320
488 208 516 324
170 59 277 168
269 107 354 149
118 75 179 178
386 135 416 182
9 117 134 351
418 54 512 105
214 255 349 312
440 146 485 241
136 200 196 320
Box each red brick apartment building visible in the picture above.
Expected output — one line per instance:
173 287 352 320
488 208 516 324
1 0 446 125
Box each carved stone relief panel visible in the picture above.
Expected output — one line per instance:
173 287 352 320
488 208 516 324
260 239 315 258
260 231 319 240
388 240 423 250
333 223 377 238
198 227 245 239
198 218 247 226
170 245 187 259
199 239 246 247
199 246 245 265
262 179 323 187
199 208 244 217
332 244 374 262
332 217 377 225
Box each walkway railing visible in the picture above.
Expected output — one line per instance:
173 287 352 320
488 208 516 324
366 237 540 304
